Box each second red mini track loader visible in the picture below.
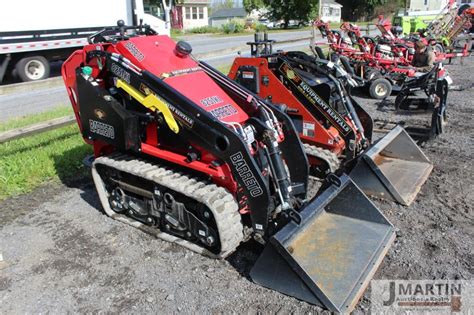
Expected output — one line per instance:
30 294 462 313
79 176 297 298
228 33 433 206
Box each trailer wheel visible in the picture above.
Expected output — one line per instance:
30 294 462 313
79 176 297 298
15 56 50 82
369 78 392 99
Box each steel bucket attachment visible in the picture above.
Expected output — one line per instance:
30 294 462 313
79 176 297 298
250 175 395 313
349 125 433 206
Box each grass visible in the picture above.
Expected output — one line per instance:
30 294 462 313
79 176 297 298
0 106 73 132
329 21 371 29
172 25 314 39
0 107 92 200
209 26 313 38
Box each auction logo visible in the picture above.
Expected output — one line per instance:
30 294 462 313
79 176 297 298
371 280 473 314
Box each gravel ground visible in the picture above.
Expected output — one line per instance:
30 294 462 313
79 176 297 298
0 58 473 313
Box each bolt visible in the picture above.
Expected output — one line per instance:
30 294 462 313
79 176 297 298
186 232 192 238
147 217 153 224
203 211 210 219
128 210 134 215
206 236 215 245
165 224 171 230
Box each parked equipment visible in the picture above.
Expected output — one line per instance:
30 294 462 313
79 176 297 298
229 33 433 205
317 20 452 140
395 63 451 139
377 13 472 62
0 0 167 83
313 19 417 99
62 22 396 313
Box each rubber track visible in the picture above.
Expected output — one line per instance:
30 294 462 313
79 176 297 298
91 153 244 259
302 143 341 173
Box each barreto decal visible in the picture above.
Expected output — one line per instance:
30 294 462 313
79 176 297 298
230 152 263 197
209 104 238 120
125 42 145 61
89 120 115 139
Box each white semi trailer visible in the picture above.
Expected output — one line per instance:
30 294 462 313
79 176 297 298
0 0 168 83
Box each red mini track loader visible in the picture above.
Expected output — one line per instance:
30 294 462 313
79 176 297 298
229 34 433 206
62 22 396 313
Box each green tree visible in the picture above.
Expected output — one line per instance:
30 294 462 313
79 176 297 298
264 0 318 28
213 0 236 10
337 0 388 21
243 0 265 13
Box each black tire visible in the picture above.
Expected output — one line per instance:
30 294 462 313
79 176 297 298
434 43 445 54
364 69 381 81
15 56 50 82
369 78 392 99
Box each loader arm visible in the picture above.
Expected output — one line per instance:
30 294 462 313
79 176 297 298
199 60 310 192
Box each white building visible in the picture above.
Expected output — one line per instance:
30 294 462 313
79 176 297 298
406 0 449 12
320 0 343 23
172 0 210 30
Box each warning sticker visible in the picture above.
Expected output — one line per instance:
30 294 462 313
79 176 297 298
242 71 255 79
303 122 315 137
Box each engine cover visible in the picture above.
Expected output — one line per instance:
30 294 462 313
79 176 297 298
114 36 249 124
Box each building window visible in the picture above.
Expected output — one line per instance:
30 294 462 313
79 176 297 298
185 6 205 20
185 7 191 19
199 7 204 19
323 7 330 17
424 0 427 5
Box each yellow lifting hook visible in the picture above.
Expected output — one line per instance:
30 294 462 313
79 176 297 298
115 79 180 134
